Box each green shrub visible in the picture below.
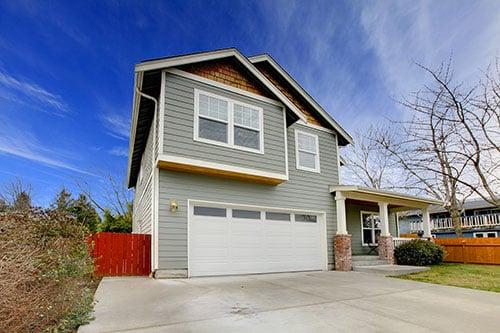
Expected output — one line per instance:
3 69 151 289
394 239 445 266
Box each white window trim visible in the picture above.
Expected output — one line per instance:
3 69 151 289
473 231 497 238
360 211 381 246
295 129 320 173
194 89 264 154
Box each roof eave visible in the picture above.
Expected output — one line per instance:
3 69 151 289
127 71 144 188
329 185 443 206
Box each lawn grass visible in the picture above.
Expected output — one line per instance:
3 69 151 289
396 263 500 292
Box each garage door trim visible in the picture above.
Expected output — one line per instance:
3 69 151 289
187 199 328 277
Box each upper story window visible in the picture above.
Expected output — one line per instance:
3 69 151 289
194 89 264 154
295 130 320 172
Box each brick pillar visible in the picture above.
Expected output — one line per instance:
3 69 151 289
378 235 395 264
334 234 352 271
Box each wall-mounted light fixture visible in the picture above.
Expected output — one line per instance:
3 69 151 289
169 199 178 212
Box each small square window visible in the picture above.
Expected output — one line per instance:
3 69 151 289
295 214 317 223
265 212 291 221
232 209 261 219
193 206 226 217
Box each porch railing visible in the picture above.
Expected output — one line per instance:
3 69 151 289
409 213 500 232
393 237 414 247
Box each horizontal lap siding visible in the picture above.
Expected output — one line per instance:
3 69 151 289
163 73 286 175
132 120 155 234
158 122 339 269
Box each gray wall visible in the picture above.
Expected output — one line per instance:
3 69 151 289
346 202 398 255
132 118 155 234
162 73 287 176
157 121 340 270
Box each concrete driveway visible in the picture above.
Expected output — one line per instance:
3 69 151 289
80 271 500 333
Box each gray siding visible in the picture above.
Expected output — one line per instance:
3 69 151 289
132 117 155 234
162 73 287 175
346 202 398 255
158 122 340 269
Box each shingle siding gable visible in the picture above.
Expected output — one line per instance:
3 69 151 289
178 58 274 98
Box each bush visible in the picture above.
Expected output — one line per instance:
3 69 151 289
394 239 445 266
0 209 99 332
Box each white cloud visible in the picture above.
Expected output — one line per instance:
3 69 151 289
0 120 95 176
0 70 68 115
101 112 130 140
359 0 500 96
108 146 128 157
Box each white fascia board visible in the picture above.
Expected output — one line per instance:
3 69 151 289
134 48 307 123
329 185 443 206
249 54 353 145
135 48 237 72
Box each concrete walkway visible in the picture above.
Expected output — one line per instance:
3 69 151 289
80 271 500 333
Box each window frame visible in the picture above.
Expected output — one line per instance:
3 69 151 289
294 129 320 173
360 211 382 246
473 231 497 238
194 89 264 154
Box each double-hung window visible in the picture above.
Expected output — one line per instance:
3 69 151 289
195 89 263 153
295 130 320 172
361 212 381 246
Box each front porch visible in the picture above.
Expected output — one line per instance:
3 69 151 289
330 185 442 271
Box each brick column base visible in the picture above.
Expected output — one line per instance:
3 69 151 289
334 234 352 271
378 235 395 264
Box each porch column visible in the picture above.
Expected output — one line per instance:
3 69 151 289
334 192 352 271
422 207 432 238
378 202 394 264
378 202 390 236
336 193 347 235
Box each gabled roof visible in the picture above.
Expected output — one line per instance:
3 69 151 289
135 48 307 123
249 54 353 145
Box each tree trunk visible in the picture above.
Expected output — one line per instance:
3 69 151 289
450 208 463 237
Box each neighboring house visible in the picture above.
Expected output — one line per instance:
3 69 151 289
399 198 500 238
128 48 440 278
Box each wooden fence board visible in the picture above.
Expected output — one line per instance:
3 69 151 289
88 232 151 276
435 238 500 265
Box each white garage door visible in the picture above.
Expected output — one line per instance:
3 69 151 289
188 202 326 277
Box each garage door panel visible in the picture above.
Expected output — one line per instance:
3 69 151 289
189 204 325 277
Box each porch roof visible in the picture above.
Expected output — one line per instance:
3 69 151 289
329 185 442 210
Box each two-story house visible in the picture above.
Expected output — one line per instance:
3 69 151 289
127 48 440 278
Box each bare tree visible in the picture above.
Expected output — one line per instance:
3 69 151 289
342 127 398 189
374 59 499 236
0 179 33 212
78 175 133 217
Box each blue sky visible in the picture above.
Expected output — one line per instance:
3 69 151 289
0 0 499 207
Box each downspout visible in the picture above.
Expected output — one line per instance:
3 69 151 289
135 86 158 274
135 87 158 173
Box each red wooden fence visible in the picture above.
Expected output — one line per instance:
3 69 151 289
88 232 151 276
435 238 500 265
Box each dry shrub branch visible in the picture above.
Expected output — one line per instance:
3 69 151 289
0 209 98 332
